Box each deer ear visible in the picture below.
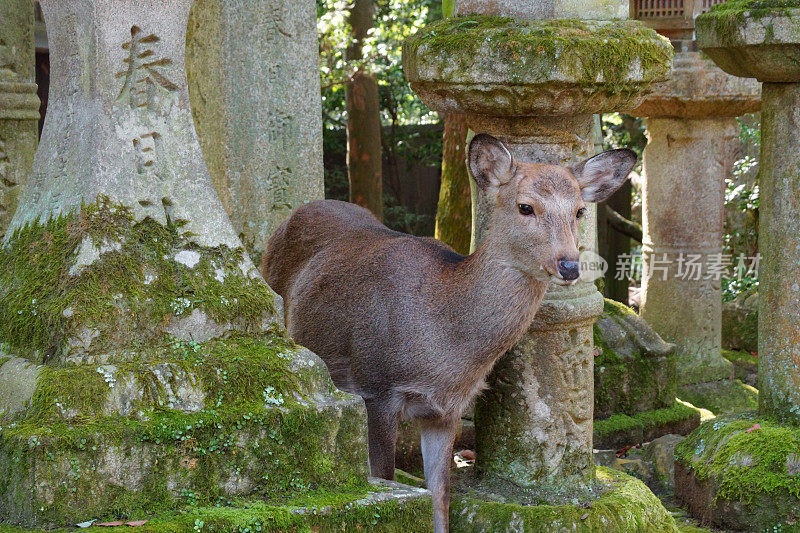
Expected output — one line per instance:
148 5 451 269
468 133 514 190
571 148 637 203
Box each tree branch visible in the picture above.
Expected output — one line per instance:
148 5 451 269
604 204 643 243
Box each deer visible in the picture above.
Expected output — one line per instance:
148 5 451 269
262 133 636 533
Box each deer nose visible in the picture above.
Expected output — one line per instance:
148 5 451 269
557 259 580 281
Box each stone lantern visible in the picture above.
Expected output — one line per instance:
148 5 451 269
673 1 800 529
626 42 760 392
0 0 429 529
404 0 678 528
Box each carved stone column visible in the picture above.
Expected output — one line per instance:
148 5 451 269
405 4 676 527
696 1 800 424
186 0 324 263
0 0 38 239
628 43 761 386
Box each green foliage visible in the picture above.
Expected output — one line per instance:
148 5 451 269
723 114 761 301
317 0 441 129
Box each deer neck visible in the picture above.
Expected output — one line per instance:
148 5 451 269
447 238 549 366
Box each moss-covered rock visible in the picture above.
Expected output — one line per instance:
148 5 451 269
594 299 677 420
402 16 673 116
594 401 700 450
721 289 758 354
675 415 800 530
450 466 678 532
0 479 432 532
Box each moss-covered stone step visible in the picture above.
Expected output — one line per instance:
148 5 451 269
594 401 701 450
450 467 678 532
675 415 800 530
0 479 432 532
722 349 758 387
677 379 759 416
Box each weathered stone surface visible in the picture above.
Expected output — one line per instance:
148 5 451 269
403 16 673 117
696 2 800 82
639 116 738 385
0 0 38 240
0 357 40 418
453 0 629 19
594 299 677 419
187 0 324 262
626 41 761 119
643 433 685 489
722 289 758 353
724 349 759 387
753 81 800 423
675 416 800 530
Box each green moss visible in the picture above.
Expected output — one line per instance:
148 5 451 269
722 349 758 367
676 416 800 529
0 196 275 362
0 329 372 528
697 0 800 45
0 481 431 532
677 379 759 416
594 401 699 447
0 357 9 369
404 16 672 93
450 467 677 532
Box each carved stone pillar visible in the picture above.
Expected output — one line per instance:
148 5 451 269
628 42 760 386
405 4 676 527
696 2 800 423
0 0 38 239
674 6 800 529
186 0 324 263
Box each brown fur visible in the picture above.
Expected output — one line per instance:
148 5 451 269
262 134 636 532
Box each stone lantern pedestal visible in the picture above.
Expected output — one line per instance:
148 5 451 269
0 1 429 529
674 2 800 529
0 0 39 240
626 40 760 396
404 10 678 530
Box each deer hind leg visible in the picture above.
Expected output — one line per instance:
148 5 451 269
364 399 399 480
421 417 458 533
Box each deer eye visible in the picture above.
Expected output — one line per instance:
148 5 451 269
576 207 586 219
518 204 534 216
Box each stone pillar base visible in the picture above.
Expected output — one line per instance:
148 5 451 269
450 467 678 532
0 333 375 529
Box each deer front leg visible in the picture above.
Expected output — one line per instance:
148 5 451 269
365 399 399 480
421 417 458 533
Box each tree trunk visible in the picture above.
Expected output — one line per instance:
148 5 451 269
435 113 472 254
345 0 383 220
433 0 471 254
